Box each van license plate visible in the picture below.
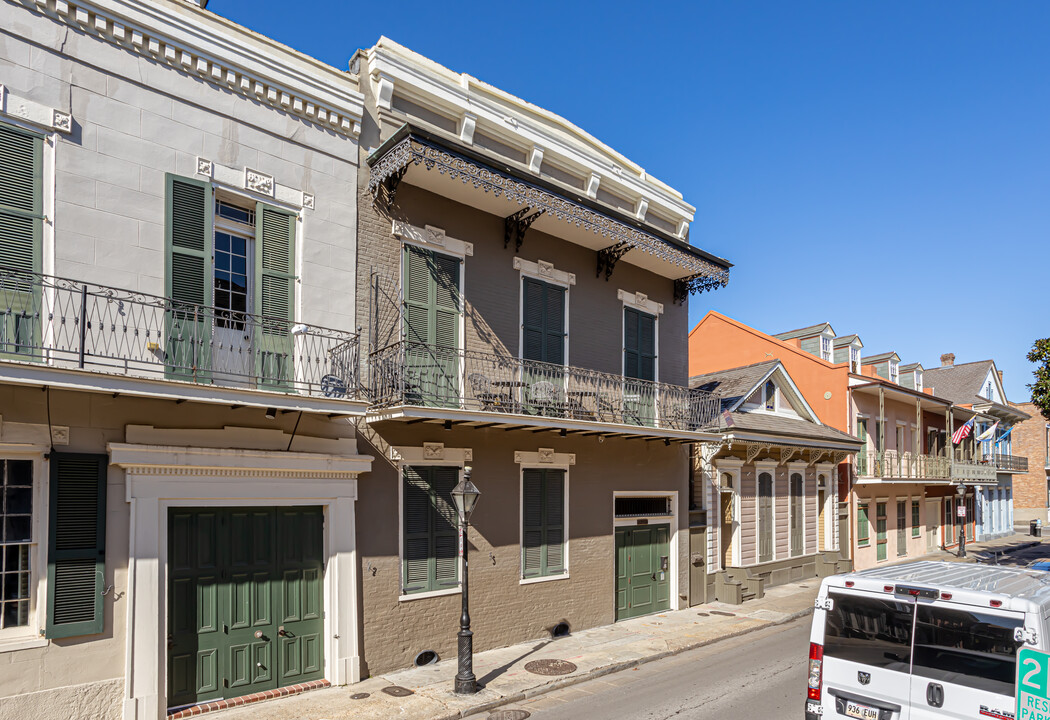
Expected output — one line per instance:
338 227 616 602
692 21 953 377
844 701 879 720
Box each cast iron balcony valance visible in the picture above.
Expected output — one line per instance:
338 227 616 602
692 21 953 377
367 131 730 300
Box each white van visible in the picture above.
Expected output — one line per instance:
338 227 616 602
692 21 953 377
806 561 1048 720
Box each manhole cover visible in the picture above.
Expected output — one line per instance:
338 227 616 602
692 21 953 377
488 711 532 720
696 612 709 616
350 692 370 700
710 610 736 617
381 686 414 697
524 659 577 676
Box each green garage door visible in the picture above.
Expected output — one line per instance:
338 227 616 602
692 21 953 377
168 507 324 709
615 524 670 620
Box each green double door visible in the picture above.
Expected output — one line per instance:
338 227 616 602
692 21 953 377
615 524 670 620
167 507 324 709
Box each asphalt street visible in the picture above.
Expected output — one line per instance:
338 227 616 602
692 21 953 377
514 615 810 720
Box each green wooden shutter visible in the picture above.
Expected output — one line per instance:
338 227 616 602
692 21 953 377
544 470 565 575
402 246 460 407
255 203 296 387
402 466 460 594
857 503 869 545
623 308 656 382
0 122 43 358
164 174 213 380
402 466 432 594
521 468 543 578
46 453 107 639
521 469 565 578
521 278 565 364
430 467 460 589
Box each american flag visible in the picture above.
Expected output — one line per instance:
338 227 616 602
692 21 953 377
951 418 974 445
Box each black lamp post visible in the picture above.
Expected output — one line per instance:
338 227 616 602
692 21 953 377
956 484 967 558
451 466 480 695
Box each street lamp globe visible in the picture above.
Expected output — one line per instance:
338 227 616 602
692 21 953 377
452 466 481 522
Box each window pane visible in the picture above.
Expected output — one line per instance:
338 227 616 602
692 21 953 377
912 605 1022 696
5 486 31 515
3 517 31 543
6 461 31 486
214 232 229 252
824 592 913 671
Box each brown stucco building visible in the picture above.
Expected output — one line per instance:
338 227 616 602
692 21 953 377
1010 401 1050 523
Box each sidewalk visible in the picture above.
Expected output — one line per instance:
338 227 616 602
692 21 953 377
215 581 818 720
211 533 1043 720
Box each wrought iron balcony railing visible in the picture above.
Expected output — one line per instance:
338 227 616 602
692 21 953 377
856 450 952 480
980 453 1029 473
368 341 721 432
0 267 360 401
856 450 997 483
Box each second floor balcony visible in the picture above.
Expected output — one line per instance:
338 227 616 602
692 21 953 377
367 341 721 437
980 452 1029 473
0 267 366 415
857 449 997 484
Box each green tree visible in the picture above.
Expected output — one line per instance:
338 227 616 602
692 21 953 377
1028 338 1050 421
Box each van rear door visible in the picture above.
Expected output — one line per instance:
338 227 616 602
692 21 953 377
908 600 1024 720
821 589 914 720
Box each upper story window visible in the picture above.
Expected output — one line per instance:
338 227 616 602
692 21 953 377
764 380 777 411
0 459 33 632
821 336 832 361
849 347 860 374
985 381 993 400
915 370 923 391
889 361 899 384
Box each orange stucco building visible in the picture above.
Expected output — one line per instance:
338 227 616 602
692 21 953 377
689 312 851 431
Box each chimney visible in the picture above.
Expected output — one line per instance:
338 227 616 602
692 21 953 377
940 353 955 367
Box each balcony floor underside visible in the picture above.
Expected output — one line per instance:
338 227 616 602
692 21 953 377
365 404 721 442
0 360 369 416
855 477 999 486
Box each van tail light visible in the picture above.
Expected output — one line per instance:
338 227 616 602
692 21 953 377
940 592 952 600
990 599 1002 608
808 642 824 701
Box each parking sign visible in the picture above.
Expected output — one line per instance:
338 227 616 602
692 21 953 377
1017 647 1050 719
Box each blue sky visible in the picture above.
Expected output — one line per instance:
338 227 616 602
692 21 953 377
214 0 1048 401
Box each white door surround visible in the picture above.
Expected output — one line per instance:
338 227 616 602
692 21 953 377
110 443 370 720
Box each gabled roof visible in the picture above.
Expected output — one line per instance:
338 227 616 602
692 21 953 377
703 412 863 447
689 360 781 410
773 322 834 342
899 362 924 372
924 360 996 405
861 352 900 364
833 334 863 348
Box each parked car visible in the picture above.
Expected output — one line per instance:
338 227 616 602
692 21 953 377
806 561 1048 719
1028 560 1050 571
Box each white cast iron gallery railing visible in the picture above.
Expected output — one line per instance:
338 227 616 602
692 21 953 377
0 267 359 400
369 341 722 431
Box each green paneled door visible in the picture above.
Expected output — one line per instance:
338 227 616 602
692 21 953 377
615 524 670 621
168 507 324 709
876 501 887 562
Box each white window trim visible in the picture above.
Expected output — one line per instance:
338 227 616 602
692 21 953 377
815 462 837 552
0 445 48 652
611 490 679 611
516 450 573 585
516 258 571 367
849 346 861 374
617 289 663 316
393 221 474 258
820 334 833 362
787 461 808 557
391 445 473 602
754 460 778 564
889 361 899 385
713 459 743 569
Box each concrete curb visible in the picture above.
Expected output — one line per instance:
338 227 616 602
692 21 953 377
434 605 816 720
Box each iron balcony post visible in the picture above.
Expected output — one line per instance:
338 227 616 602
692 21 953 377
77 284 87 368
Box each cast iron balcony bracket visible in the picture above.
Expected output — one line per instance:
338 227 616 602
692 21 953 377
596 241 632 281
504 207 545 252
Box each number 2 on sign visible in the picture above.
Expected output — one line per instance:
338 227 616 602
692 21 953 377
1022 656 1044 691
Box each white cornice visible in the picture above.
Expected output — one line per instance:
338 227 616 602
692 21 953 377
21 0 363 136
365 39 695 229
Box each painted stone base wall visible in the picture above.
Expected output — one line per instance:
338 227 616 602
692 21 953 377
356 423 690 678
0 678 122 720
